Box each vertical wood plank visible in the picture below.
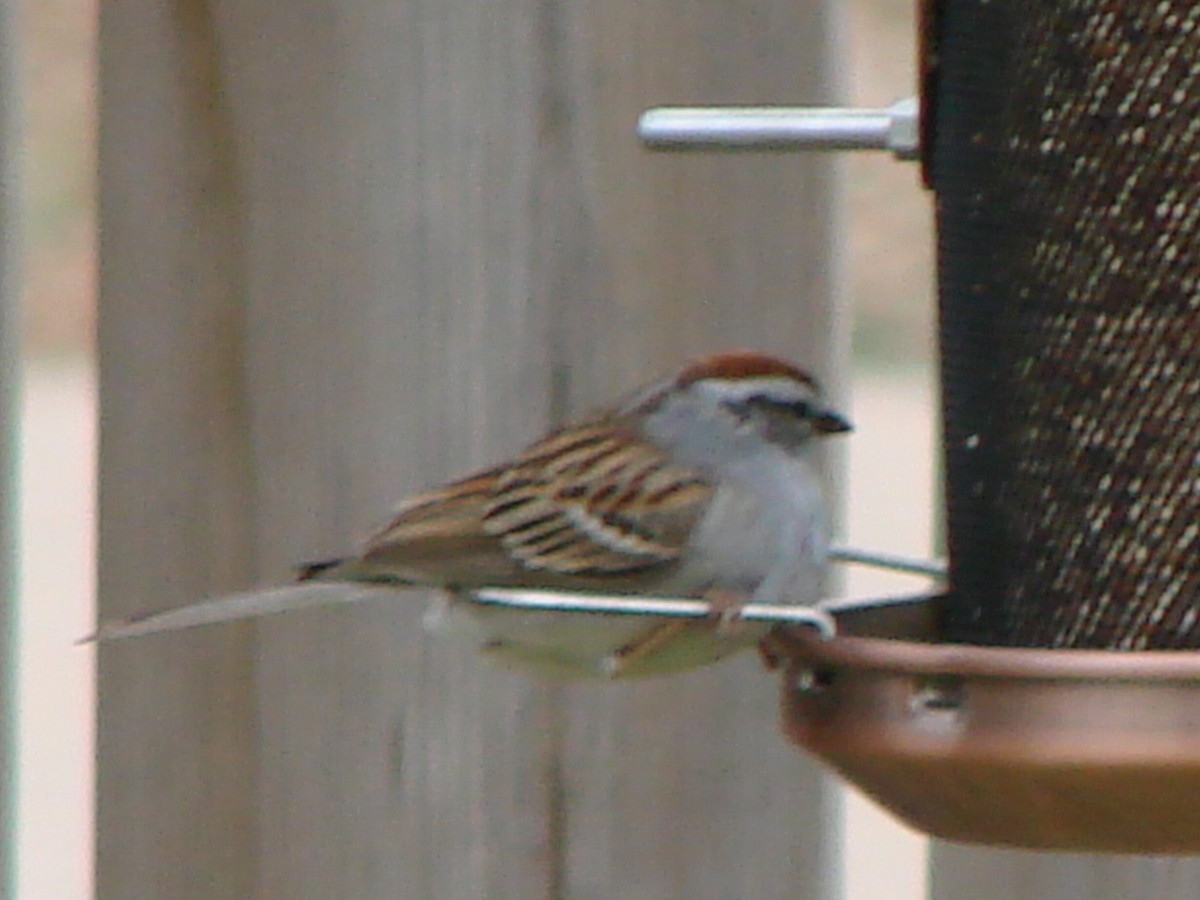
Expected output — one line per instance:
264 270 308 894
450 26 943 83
98 1 845 897
547 7 847 898
0 0 15 892
96 2 260 897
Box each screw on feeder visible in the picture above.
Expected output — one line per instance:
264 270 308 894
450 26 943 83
638 97 920 160
791 667 836 696
909 675 966 712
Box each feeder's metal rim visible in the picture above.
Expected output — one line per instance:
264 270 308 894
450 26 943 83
779 598 1200 855
784 621 1200 681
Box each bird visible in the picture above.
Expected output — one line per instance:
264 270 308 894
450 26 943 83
92 351 852 679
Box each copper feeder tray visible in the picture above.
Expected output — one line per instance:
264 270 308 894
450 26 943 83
779 597 1200 854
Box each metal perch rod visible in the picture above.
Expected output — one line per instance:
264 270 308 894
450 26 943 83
469 590 936 642
829 544 946 579
468 543 944 642
469 590 841 638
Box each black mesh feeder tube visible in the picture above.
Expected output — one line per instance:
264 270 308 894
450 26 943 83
779 0 1200 853
934 1 1200 650
643 0 1200 855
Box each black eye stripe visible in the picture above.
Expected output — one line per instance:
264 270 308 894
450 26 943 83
725 394 814 418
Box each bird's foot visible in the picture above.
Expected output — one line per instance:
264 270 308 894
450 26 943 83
756 630 787 671
704 588 749 638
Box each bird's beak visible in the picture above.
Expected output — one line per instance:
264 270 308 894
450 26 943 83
811 407 853 434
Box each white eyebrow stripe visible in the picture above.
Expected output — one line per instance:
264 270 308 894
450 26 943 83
699 376 818 404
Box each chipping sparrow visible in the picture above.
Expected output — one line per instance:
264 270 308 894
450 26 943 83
95 351 851 678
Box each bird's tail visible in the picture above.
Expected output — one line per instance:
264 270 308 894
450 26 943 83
86 551 426 643
296 557 350 581
86 571 401 644
295 556 413 584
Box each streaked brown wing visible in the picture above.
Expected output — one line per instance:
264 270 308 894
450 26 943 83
356 469 525 584
482 423 712 575
355 422 713 585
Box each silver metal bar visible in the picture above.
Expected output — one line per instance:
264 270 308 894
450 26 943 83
638 97 919 159
828 544 947 580
469 589 838 639
817 591 934 616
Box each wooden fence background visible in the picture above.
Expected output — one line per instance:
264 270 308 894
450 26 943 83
97 2 847 897
95 1 1200 898
0 0 16 891
933 848 1200 900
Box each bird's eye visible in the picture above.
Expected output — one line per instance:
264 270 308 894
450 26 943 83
723 398 754 422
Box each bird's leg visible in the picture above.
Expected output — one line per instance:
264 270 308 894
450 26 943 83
704 587 749 638
604 588 753 681
602 621 691 677
603 589 750 677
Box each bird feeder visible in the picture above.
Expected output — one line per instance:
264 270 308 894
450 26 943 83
778 599 1200 854
641 0 1200 853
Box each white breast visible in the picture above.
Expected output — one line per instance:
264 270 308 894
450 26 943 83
678 452 826 604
